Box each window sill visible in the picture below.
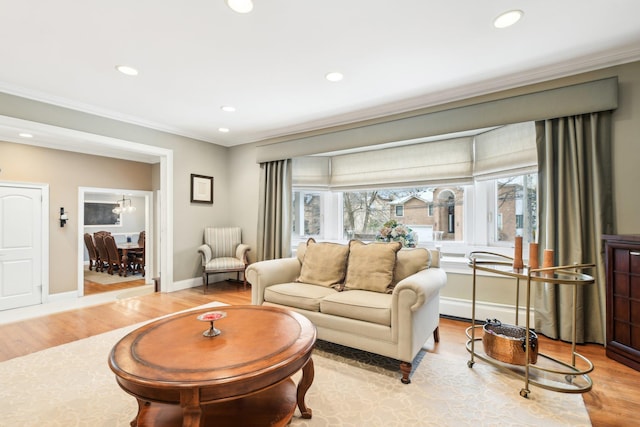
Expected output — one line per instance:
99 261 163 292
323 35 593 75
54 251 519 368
292 239 523 276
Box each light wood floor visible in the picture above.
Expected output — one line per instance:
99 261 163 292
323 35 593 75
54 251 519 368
83 275 147 295
1 281 638 427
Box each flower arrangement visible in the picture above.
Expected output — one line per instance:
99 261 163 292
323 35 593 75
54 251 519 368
375 220 418 248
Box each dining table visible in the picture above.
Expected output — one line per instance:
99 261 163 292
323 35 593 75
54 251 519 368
116 242 142 277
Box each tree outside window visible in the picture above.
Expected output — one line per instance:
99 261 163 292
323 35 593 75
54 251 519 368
341 187 463 242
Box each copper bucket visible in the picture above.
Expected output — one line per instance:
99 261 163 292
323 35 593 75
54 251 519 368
482 319 538 365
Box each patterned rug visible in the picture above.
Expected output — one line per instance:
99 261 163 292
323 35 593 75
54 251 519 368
0 305 591 427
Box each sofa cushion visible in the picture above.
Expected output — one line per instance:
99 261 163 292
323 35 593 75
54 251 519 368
344 240 402 293
264 282 338 312
320 290 392 326
204 257 245 271
297 238 349 288
391 248 431 288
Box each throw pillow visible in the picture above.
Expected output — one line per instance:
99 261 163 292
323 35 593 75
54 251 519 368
344 240 402 293
297 238 349 287
389 248 431 291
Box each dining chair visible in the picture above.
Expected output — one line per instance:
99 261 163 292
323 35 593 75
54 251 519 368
93 232 110 273
104 235 124 275
127 231 145 276
83 233 99 271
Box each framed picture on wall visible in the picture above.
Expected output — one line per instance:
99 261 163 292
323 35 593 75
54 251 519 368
190 174 213 204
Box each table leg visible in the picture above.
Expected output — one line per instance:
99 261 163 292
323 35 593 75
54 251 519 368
297 357 314 419
131 399 150 427
180 389 203 427
120 249 129 277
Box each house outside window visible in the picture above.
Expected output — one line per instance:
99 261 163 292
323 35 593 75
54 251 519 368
495 174 537 243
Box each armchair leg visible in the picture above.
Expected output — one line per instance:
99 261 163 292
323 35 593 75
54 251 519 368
433 326 440 343
400 362 412 384
236 271 242 290
239 270 247 291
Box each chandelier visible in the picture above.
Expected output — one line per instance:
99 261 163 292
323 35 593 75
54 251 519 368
112 196 136 214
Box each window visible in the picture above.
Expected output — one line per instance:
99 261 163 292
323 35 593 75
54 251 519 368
494 174 537 244
291 121 538 259
293 186 466 246
292 191 322 238
292 173 537 257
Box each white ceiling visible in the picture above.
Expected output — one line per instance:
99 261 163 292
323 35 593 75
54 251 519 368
1 0 639 150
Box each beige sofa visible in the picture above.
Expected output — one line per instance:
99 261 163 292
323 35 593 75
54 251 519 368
247 239 447 383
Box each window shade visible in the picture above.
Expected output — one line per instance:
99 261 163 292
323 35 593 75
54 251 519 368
329 137 473 190
474 122 537 180
292 156 330 187
292 123 538 190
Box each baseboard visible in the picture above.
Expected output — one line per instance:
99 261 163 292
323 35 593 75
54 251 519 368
168 273 236 293
168 277 202 292
440 296 535 325
46 290 78 303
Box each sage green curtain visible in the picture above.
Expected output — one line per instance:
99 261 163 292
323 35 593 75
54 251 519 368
257 159 292 261
534 112 613 344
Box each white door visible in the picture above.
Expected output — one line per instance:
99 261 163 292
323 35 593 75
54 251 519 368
0 186 42 310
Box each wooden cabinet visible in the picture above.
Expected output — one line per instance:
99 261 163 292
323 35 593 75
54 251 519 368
604 234 640 371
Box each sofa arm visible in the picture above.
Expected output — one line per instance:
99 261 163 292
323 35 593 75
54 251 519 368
392 267 447 361
392 268 447 311
197 244 212 266
246 257 302 305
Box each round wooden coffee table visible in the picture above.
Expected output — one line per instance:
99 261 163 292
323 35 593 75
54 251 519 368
109 305 316 427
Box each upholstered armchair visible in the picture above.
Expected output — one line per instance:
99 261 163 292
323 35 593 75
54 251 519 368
197 227 250 293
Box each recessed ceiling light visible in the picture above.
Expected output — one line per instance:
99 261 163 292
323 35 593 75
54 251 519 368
494 10 523 28
325 72 344 82
116 65 139 76
221 105 236 112
218 127 230 133
18 132 33 138
226 0 253 14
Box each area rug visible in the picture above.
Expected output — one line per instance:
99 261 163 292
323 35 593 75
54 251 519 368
0 305 591 427
84 267 142 285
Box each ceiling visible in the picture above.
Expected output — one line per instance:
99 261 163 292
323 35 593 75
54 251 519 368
1 0 639 151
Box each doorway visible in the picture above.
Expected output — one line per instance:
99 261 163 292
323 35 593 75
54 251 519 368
0 114 174 296
77 187 153 297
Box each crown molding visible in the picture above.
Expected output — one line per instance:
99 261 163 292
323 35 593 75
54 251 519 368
0 82 218 145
